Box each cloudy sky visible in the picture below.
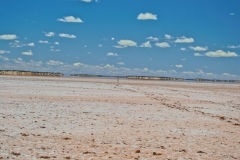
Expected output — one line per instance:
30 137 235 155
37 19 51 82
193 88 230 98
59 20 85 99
0 0 240 79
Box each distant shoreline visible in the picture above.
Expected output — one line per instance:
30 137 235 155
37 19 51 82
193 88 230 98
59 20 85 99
0 70 240 83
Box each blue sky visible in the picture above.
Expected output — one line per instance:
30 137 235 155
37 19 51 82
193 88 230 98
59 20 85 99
0 0 240 79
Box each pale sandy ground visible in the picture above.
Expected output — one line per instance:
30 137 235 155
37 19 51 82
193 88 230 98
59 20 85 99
0 75 239 160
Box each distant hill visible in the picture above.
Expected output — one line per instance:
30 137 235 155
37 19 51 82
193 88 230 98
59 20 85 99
0 70 63 77
71 74 240 83
1 70 239 82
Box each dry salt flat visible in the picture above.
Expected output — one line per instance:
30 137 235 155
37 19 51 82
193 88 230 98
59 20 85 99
0 75 239 160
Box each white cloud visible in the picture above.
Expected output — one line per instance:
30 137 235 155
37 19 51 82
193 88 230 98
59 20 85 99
98 44 103 47
146 36 159 41
143 68 149 71
46 60 64 66
175 64 183 68
137 12 157 20
104 64 114 68
189 46 208 51
180 48 186 51
222 73 238 78
0 50 10 54
111 37 115 41
227 44 240 49
79 0 98 3
114 45 125 48
205 50 238 57
50 48 61 52
14 57 23 63
184 70 220 79
107 52 118 56
229 13 235 16
181 58 186 61
140 41 152 48
175 36 194 43
44 32 55 37
2 57 240 80
54 42 60 45
9 40 21 48
0 34 17 40
117 62 125 65
73 62 84 67
155 42 170 48
57 16 84 23
0 55 9 61
9 41 34 48
2 58 45 71
27 42 35 47
182 71 195 75
194 53 203 56
80 0 93 2
22 50 33 56
39 40 49 44
116 40 137 48
59 33 77 39
164 34 172 39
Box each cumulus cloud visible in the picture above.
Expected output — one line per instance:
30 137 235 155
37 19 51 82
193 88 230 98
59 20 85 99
1 57 240 80
46 60 64 66
205 50 238 57
80 0 98 2
9 40 21 48
155 42 170 48
22 50 33 56
146 36 158 41
189 46 208 51
5 58 43 70
81 0 91 2
27 42 35 47
50 48 61 52
59 33 77 39
164 34 172 39
73 62 84 67
0 34 17 40
8 40 34 48
137 12 157 20
104 64 115 68
39 40 49 44
54 42 60 45
175 64 183 68
175 36 194 43
107 52 118 56
227 44 240 49
44 32 55 37
14 57 23 63
117 62 125 65
222 73 238 78
0 50 10 54
229 13 235 16
194 53 203 56
140 41 152 48
115 40 137 48
143 68 149 71
57 16 84 23
183 70 215 77
180 48 186 51
0 55 9 61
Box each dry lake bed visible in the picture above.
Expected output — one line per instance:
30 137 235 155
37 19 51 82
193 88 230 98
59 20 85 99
0 75 239 160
